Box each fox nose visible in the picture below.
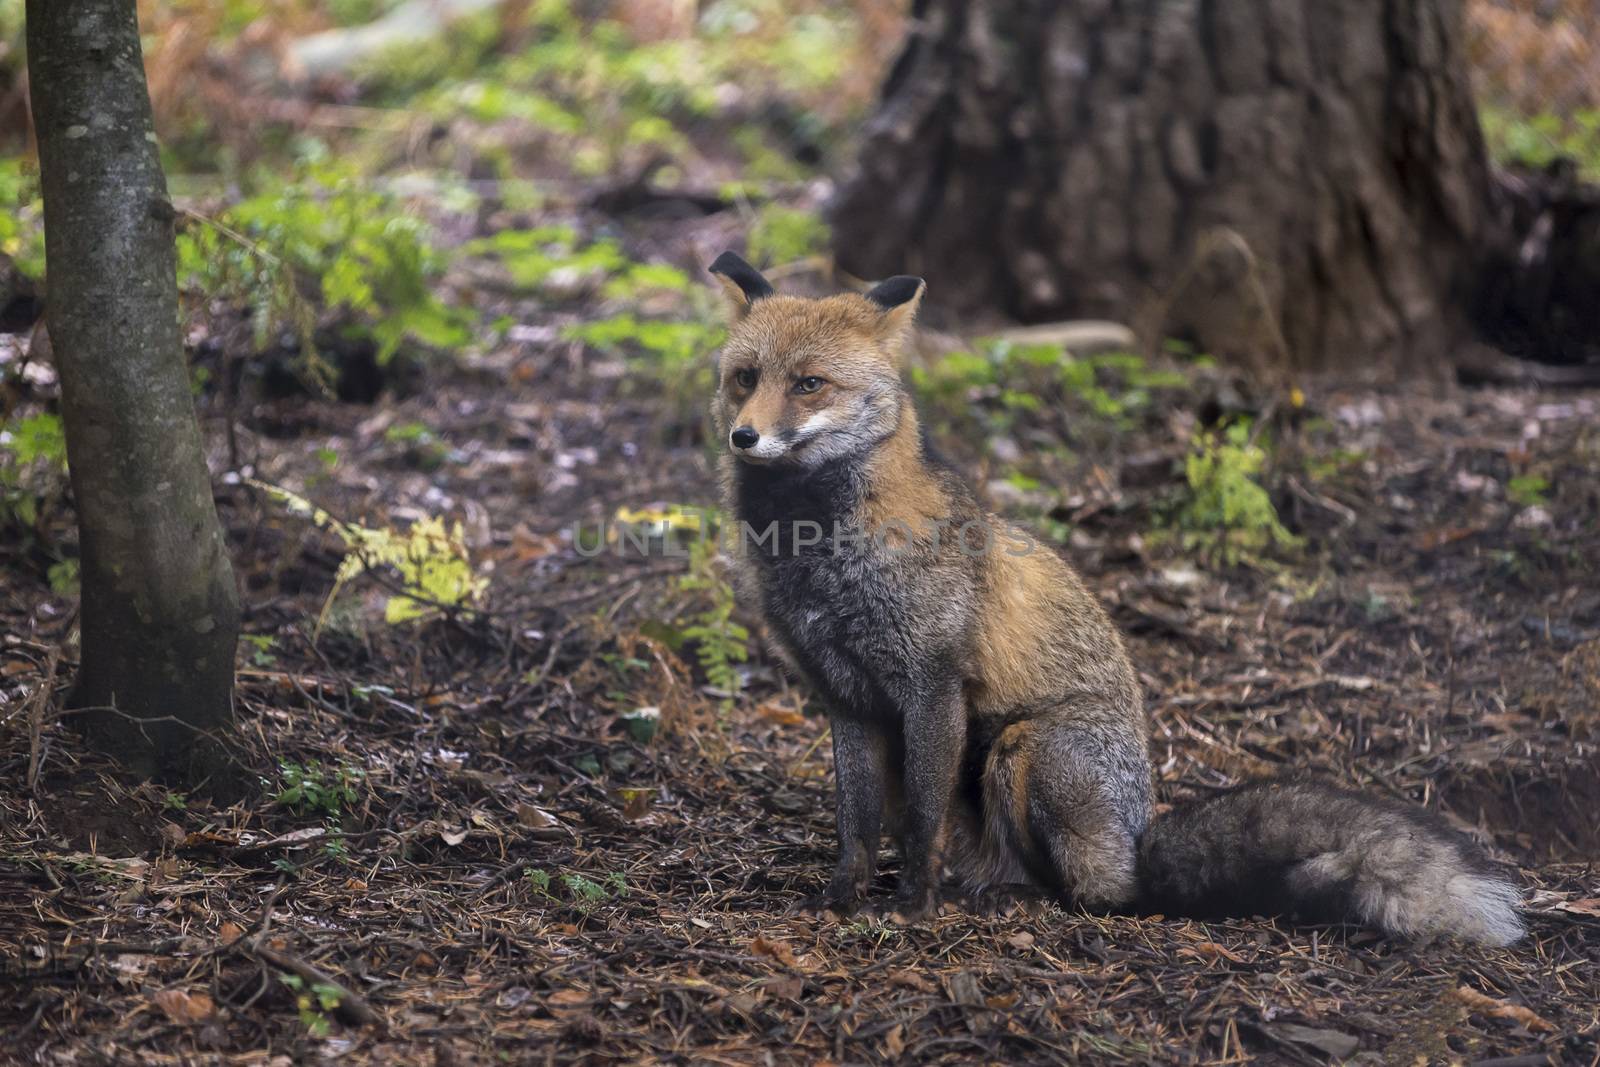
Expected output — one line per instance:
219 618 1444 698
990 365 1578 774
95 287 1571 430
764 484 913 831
731 426 759 449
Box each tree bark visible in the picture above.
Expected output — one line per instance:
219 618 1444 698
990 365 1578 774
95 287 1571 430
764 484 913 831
832 0 1505 374
28 0 240 785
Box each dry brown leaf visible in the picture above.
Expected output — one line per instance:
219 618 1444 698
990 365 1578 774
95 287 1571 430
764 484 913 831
1415 526 1482 551
516 804 561 832
152 988 216 1026
750 936 809 971
888 969 935 993
764 974 804 1000
1005 930 1035 950
545 988 590 1016
883 1022 905 1058
1453 985 1556 1032
756 699 806 726
1180 941 1247 963
749 936 793 965
1555 896 1600 916
217 921 244 947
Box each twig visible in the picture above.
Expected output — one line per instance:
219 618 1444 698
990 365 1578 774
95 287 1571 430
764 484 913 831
248 943 384 1029
24 645 62 791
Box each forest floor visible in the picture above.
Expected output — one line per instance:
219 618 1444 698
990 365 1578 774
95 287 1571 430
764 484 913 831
2 5 1599 1062
2 301 1598 1063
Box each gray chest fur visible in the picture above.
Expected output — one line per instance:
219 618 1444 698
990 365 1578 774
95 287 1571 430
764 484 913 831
749 530 977 724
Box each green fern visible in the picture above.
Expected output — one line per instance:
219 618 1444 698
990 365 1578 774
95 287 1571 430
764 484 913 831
1178 420 1301 564
676 532 749 707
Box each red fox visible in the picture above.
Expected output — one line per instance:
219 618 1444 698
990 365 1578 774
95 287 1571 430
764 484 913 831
706 251 1525 946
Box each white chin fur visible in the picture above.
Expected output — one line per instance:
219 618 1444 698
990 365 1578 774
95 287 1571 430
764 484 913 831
735 439 791 463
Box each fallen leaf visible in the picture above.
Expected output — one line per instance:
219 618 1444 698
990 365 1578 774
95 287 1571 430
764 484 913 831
515 804 562 834
1453 985 1556 1032
888 969 935 993
236 827 325 851
883 1022 905 1058
1005 930 1035 951
545 989 589 1016
109 954 151 984
1415 526 1482 551
1269 1023 1359 1059
1555 897 1600 917
716 992 759 1016
764 975 804 1000
508 524 562 563
52 853 149 880
750 936 804 970
497 986 532 1009
217 922 244 947
943 971 984 1007
756 699 806 727
160 822 187 847
439 825 469 847
1178 941 1246 964
152 988 216 1026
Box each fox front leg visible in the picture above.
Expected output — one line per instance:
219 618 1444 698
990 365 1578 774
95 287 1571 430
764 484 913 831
821 716 891 914
893 677 966 920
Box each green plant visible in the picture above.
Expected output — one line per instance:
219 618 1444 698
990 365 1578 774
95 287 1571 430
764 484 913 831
0 157 45 279
322 834 352 864
564 309 725 426
676 533 749 707
251 481 488 632
462 226 628 293
0 411 67 528
46 559 79 596
270 760 363 818
1507 473 1550 508
747 204 830 266
241 634 278 667
177 164 470 373
1176 420 1301 564
1 411 78 586
914 342 1188 450
279 974 343 1038
384 421 451 471
1481 104 1600 179
524 867 628 912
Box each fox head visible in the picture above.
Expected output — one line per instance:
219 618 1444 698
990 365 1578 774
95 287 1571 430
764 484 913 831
708 251 924 469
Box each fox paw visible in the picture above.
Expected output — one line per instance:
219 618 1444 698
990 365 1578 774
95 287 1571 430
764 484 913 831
888 886 938 925
800 875 866 919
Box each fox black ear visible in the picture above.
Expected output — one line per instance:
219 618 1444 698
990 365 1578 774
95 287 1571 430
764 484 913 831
864 275 926 352
865 275 924 311
708 251 775 320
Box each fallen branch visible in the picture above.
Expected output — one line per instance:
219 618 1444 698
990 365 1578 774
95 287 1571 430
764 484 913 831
249 943 385 1030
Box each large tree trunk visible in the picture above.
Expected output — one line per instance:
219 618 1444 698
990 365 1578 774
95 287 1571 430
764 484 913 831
832 0 1506 374
28 0 241 785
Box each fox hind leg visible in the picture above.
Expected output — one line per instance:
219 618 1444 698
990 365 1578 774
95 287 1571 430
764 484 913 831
983 709 1152 910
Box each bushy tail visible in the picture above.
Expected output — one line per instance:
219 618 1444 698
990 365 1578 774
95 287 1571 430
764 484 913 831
1134 780 1525 947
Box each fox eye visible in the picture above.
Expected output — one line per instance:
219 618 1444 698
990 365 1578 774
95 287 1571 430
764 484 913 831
734 367 757 389
793 376 826 395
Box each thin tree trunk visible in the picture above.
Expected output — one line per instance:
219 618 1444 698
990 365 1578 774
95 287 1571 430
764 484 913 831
28 0 240 785
832 0 1503 375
